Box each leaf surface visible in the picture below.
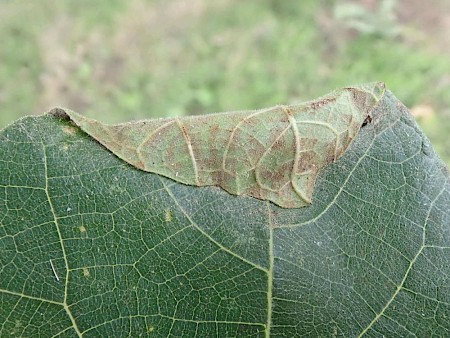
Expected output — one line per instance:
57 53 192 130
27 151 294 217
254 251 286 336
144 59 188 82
62 83 385 208
0 86 449 337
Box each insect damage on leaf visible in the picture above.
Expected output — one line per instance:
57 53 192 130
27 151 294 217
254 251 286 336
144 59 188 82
50 82 385 208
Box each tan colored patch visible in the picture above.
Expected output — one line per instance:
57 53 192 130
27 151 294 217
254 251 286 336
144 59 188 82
311 97 336 110
65 83 383 208
62 126 78 136
82 268 90 277
79 225 86 233
165 209 173 222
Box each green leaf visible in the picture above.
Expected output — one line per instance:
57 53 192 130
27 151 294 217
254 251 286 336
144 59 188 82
1 86 449 337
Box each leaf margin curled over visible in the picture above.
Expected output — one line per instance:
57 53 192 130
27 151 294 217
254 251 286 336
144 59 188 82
1 83 449 337
52 82 386 209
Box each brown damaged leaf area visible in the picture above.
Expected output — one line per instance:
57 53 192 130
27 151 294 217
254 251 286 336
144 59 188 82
50 82 386 208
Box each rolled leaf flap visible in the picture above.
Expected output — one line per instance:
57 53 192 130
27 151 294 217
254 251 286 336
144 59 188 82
59 82 385 208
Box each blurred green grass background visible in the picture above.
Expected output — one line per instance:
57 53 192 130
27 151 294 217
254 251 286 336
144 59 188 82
1 0 449 164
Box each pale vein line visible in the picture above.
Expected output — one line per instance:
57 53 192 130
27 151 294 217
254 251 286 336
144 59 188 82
281 106 313 204
0 293 20 333
335 184 423 230
357 179 448 337
159 178 267 273
275 134 373 229
1 184 45 190
42 143 82 337
51 326 75 338
175 117 199 185
222 106 274 176
50 259 60 281
277 116 402 229
266 202 274 338
296 120 339 158
254 123 291 192
380 313 417 336
159 313 265 326
366 148 421 164
48 163 130 180
0 288 63 306
275 256 378 314
424 245 450 250
136 120 176 169
402 287 450 306
334 202 412 263
82 314 264 335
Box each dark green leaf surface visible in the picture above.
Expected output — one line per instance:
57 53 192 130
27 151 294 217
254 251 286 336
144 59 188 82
0 89 449 337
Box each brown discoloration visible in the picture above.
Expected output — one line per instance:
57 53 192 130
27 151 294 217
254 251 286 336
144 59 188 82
304 173 316 198
361 115 372 127
341 113 353 125
311 97 336 110
327 140 338 162
134 160 146 170
298 138 318 150
49 107 70 119
165 148 176 168
180 125 189 140
61 125 78 136
209 123 220 134
61 83 384 208
248 146 267 168
297 151 316 172
348 88 372 115
259 161 293 188
271 138 287 151
283 106 294 117
242 116 259 126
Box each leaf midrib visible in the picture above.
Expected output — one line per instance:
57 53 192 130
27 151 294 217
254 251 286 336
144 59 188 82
42 139 82 337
